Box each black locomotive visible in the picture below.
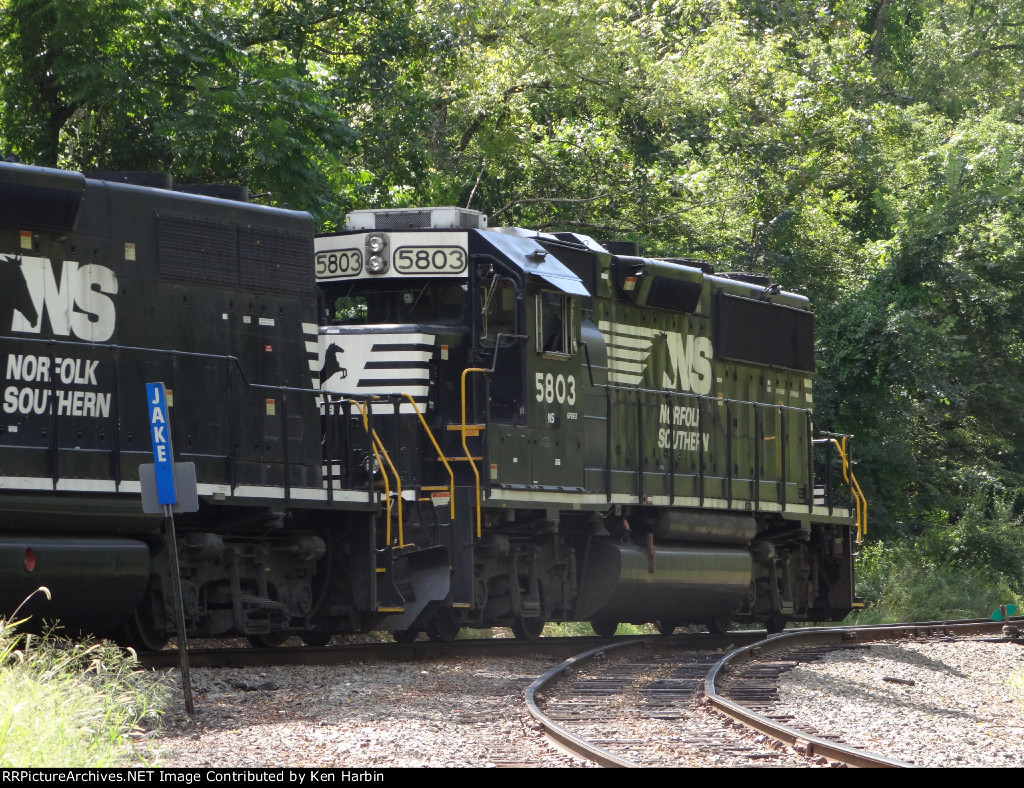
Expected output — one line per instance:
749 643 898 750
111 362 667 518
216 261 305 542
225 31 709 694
0 162 864 647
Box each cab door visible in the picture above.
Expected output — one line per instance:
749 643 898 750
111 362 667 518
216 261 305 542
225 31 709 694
524 289 585 491
473 269 529 486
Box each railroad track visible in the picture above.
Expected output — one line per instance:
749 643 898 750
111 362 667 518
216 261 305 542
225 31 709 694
136 631 767 670
526 618 1024 768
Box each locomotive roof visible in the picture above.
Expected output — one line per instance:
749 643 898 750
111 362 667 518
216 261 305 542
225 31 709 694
485 226 591 296
0 161 313 236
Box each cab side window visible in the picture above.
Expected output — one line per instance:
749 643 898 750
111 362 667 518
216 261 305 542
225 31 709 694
536 292 575 356
479 276 517 346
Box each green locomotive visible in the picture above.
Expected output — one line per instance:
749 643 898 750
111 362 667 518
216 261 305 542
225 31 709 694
315 207 864 639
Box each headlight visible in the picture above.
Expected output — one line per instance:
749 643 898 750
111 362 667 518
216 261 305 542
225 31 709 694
365 233 388 273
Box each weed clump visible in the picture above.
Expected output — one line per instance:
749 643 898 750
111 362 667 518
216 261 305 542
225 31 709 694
0 590 168 767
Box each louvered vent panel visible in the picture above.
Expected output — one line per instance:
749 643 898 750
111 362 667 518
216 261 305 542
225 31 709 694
375 210 431 229
156 214 238 285
240 227 313 297
0 183 82 232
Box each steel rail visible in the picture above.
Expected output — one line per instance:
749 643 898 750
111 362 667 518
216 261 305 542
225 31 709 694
705 618 1023 768
525 633 766 767
524 639 650 768
524 618 1023 768
137 631 763 670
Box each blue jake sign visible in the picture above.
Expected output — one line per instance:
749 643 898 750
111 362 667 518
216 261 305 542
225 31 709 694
147 382 176 505
139 382 198 515
141 382 197 714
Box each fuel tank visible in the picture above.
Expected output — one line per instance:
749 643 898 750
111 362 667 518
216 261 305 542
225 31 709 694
651 510 757 545
0 536 151 635
574 539 752 623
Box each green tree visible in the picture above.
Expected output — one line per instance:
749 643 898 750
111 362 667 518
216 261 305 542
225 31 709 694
0 0 428 222
817 110 1024 532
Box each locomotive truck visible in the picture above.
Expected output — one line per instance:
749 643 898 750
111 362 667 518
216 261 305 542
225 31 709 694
0 161 864 647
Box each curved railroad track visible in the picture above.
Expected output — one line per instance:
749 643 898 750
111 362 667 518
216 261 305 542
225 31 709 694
525 618 1024 768
136 631 767 670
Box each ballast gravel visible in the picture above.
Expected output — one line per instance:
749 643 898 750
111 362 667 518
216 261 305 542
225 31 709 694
149 654 593 768
768 638 1024 768
144 638 1024 768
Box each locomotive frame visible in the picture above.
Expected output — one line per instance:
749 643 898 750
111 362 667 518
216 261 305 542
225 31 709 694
0 162 864 647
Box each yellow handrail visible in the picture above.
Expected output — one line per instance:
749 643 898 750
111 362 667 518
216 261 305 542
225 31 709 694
460 368 488 538
350 399 404 547
830 437 867 545
402 393 456 522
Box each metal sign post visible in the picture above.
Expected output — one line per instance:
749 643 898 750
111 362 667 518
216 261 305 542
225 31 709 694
145 382 195 714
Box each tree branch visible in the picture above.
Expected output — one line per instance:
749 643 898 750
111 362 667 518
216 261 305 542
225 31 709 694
868 0 892 66
490 187 638 220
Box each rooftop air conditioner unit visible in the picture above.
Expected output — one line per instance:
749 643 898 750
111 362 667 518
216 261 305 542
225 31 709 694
344 207 488 231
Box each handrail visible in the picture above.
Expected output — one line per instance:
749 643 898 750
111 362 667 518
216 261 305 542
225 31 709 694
460 368 488 538
4 333 858 539
627 386 822 510
350 399 404 547
402 393 456 522
830 436 866 544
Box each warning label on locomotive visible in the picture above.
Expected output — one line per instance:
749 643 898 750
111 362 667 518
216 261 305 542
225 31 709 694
3 353 111 418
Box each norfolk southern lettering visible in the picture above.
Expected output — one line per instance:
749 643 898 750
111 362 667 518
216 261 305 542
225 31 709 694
3 353 110 417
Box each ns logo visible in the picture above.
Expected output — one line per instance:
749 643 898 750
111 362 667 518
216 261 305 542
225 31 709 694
2 255 117 342
655 332 713 396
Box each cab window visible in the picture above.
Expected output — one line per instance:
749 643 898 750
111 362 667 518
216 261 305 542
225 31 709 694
398 282 465 324
479 275 518 347
322 282 464 325
332 294 368 324
536 292 575 356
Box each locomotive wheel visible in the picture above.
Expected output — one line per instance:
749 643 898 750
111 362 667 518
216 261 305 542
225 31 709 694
117 611 170 653
706 617 731 636
427 607 461 643
511 616 545 641
392 629 420 644
590 619 618 637
247 633 291 648
301 632 333 647
765 613 787 634
655 620 679 636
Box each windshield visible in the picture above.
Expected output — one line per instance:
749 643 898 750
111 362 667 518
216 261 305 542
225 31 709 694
323 281 466 325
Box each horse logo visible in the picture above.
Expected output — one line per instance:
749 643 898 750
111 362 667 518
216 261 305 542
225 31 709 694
0 255 39 331
321 343 348 385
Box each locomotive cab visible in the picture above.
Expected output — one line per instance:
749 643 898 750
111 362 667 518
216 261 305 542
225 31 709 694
314 210 601 636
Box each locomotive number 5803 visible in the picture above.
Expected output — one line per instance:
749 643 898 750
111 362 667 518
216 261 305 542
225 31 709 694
394 247 467 274
535 373 576 405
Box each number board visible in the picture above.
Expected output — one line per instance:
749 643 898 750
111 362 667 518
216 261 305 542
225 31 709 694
394 246 467 275
314 241 469 280
315 248 363 279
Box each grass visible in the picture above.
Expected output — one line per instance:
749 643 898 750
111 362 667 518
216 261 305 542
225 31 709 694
843 493 1024 626
0 590 169 768
540 621 656 637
